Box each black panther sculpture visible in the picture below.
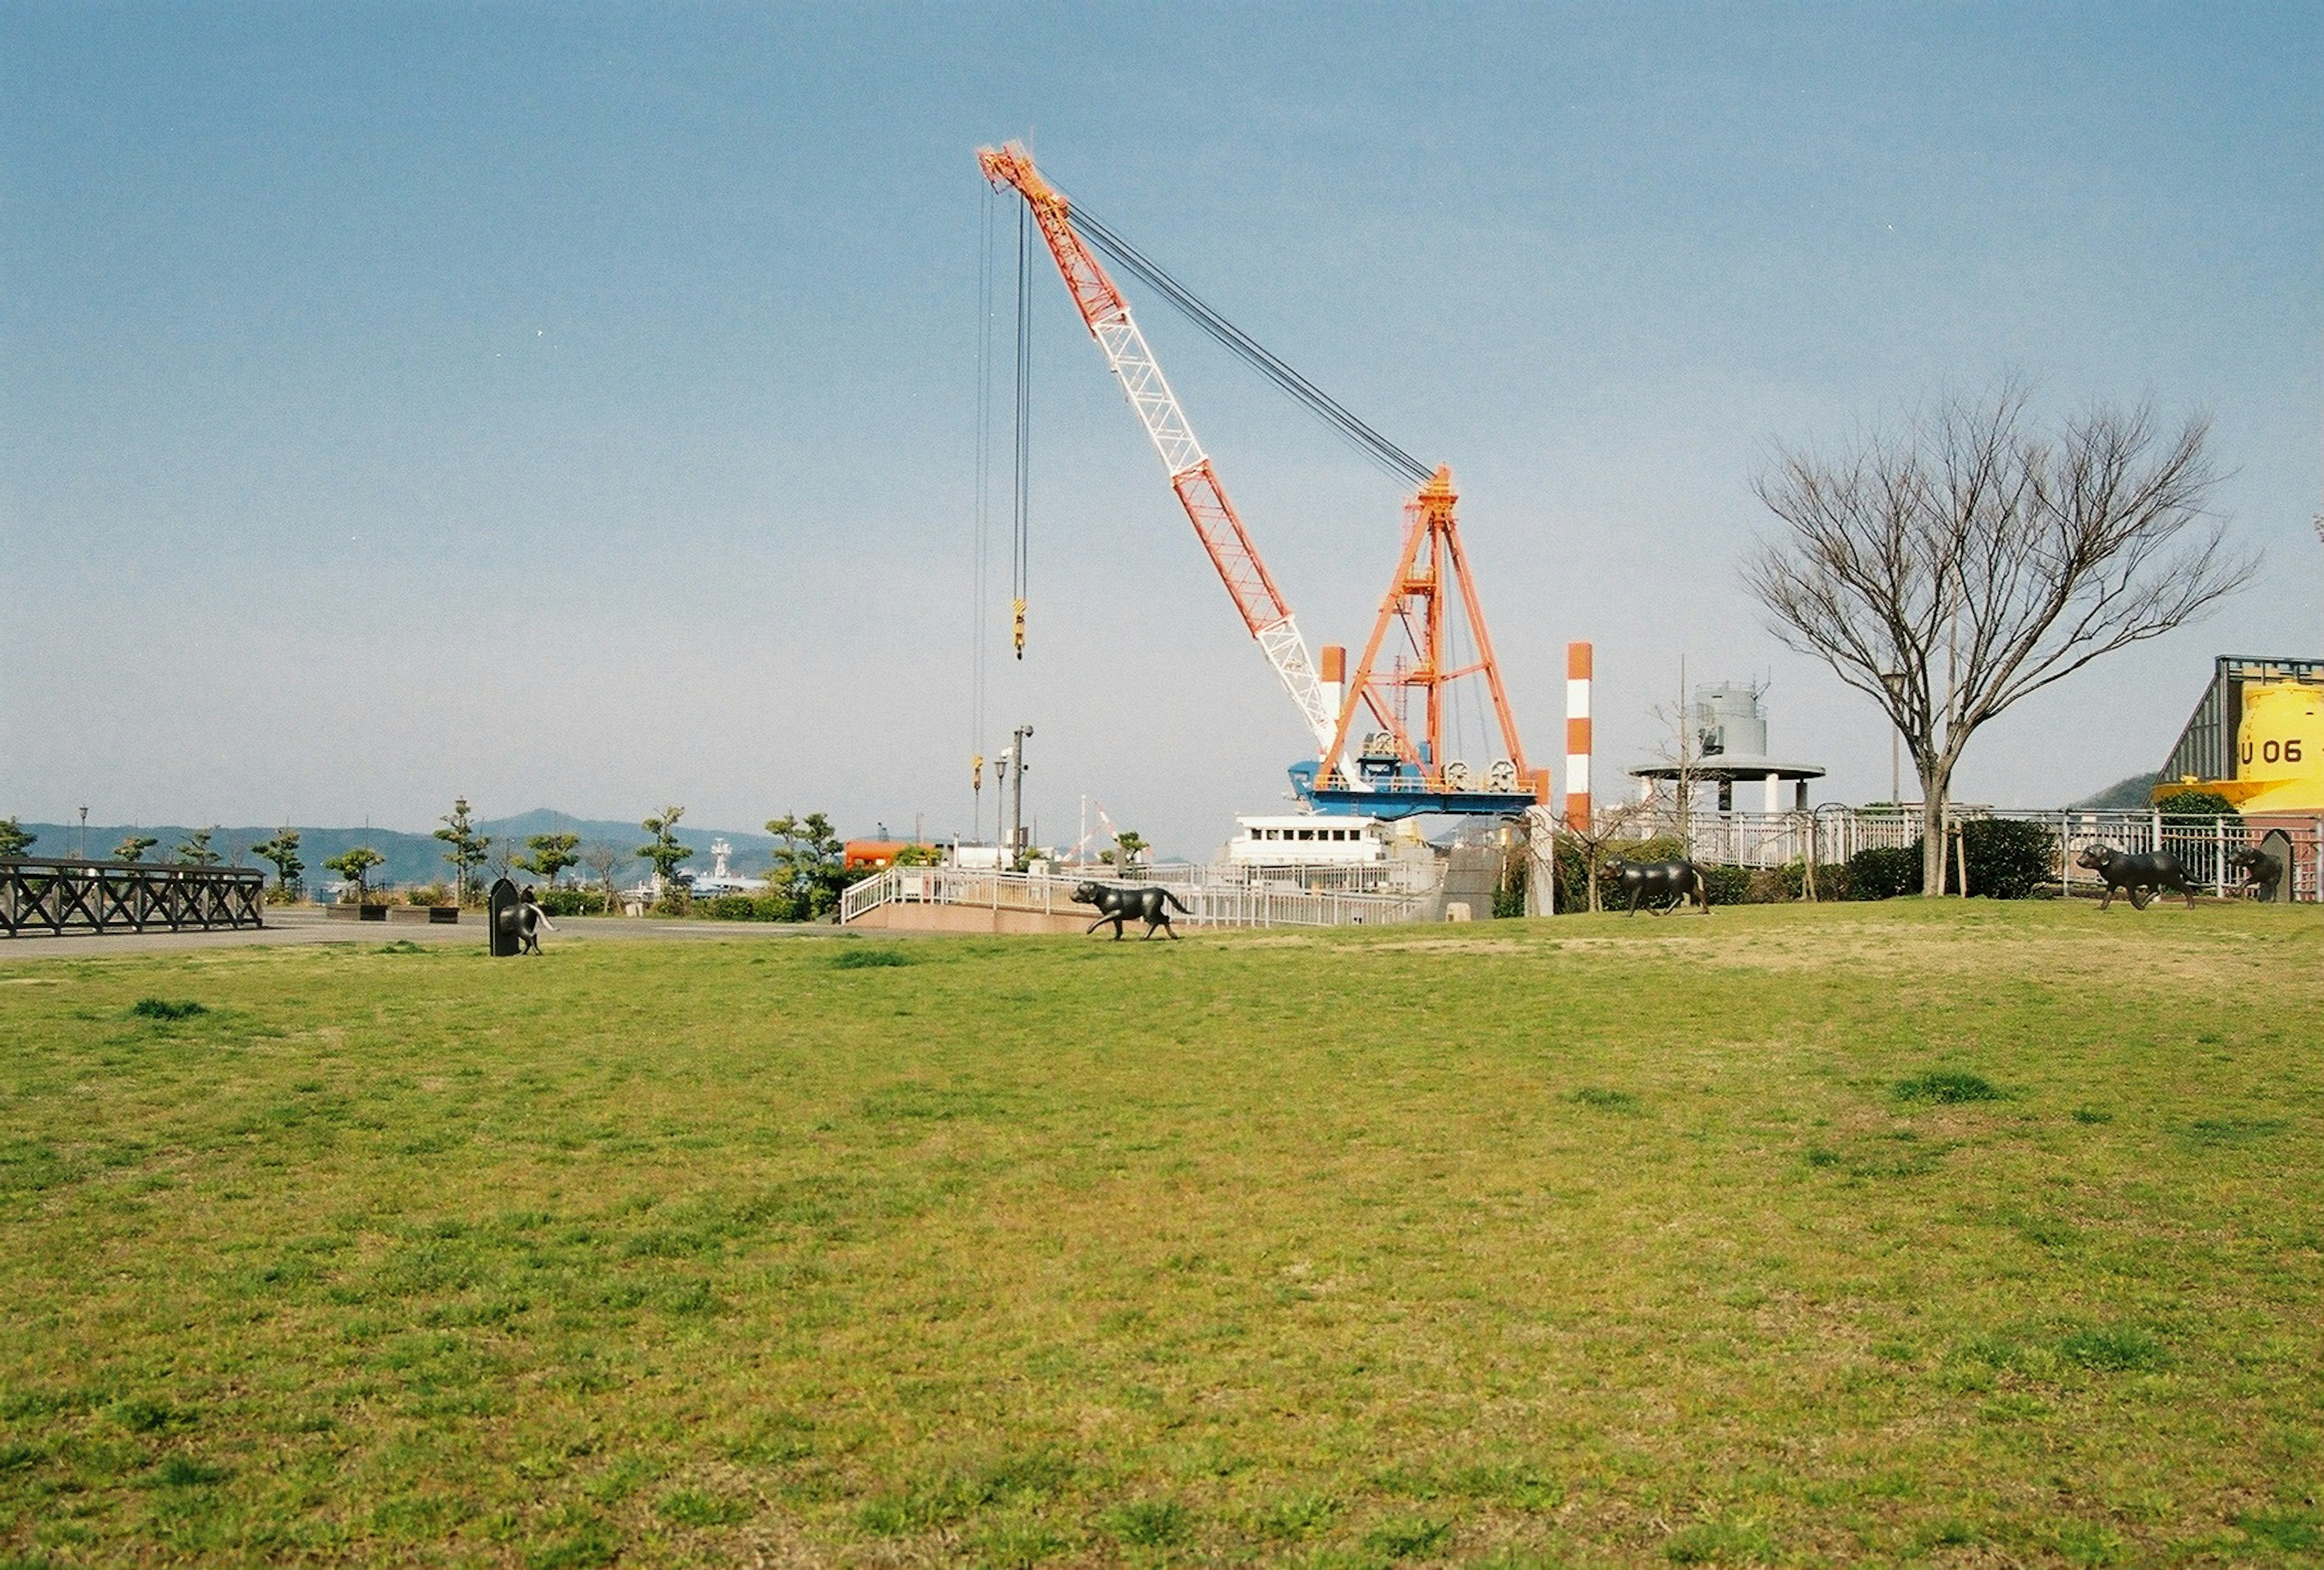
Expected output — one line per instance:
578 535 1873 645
2228 846 2282 901
2074 844 2198 910
1602 856 1709 916
1071 881 1191 940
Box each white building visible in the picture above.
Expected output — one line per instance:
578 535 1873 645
1227 815 1389 869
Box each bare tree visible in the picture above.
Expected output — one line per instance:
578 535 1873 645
1747 384 2252 895
580 841 628 912
1552 796 1662 914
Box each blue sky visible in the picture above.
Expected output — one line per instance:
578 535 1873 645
4 4 2319 855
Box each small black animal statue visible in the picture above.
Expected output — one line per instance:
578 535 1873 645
2075 844 2198 910
518 885 556 953
1603 856 1709 916
2228 846 2283 902
1071 881 1190 940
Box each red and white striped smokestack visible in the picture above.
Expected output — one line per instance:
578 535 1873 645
1565 642 1593 830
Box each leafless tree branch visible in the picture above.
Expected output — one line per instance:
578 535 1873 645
1745 382 2254 894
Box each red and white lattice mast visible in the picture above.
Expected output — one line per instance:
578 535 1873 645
980 141 1548 816
977 143 1344 767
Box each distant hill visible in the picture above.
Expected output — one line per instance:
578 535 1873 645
2069 772 2160 810
7 810 791 890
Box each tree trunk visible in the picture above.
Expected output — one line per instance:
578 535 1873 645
1919 759 1950 896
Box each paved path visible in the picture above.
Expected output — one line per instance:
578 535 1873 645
0 910 866 962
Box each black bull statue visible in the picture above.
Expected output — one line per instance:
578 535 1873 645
1071 881 1192 939
1603 857 1709 916
2074 844 2198 910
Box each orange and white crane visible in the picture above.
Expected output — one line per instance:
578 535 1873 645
979 142 1548 818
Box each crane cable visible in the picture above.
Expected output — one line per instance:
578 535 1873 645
1069 203 1434 489
1011 202 1032 659
971 188 996 804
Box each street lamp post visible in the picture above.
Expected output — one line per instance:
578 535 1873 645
78 806 88 862
1008 724 1034 862
1879 671 1907 807
994 750 1011 856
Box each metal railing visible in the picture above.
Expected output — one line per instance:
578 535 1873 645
1597 806 2324 901
1 859 268 938
842 866 1432 928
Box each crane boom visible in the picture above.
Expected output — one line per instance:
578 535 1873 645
978 142 1343 760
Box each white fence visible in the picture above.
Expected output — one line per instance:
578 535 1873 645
841 866 1433 928
1603 806 2323 901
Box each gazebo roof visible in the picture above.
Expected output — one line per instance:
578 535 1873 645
1629 756 1827 782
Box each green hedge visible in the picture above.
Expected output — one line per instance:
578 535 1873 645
1846 846 1922 901
1845 818 2057 899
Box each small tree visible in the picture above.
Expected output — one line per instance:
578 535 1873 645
766 812 847 917
517 832 580 887
249 828 305 898
580 841 628 911
435 796 491 905
174 826 222 866
324 846 385 905
0 817 34 858
1109 830 1150 874
1748 383 2251 895
113 834 158 864
1553 796 1659 914
891 842 941 867
637 807 694 889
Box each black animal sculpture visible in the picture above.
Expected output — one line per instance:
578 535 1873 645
1071 881 1191 939
1603 856 1709 916
2228 846 2283 901
2075 844 2198 910
519 885 556 953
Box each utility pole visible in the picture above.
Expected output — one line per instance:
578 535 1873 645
1009 724 1034 862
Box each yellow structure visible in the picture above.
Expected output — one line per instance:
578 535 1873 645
2160 675 2324 812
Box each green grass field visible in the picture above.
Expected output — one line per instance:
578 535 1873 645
2 903 2320 1568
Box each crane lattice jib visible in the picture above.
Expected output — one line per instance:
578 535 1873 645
978 142 1342 757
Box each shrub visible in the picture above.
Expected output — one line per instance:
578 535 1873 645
2155 788 2242 882
1551 841 1592 912
702 894 765 922
537 887 600 918
1492 858 1528 918
1956 818 2056 899
1700 865 1753 905
1805 861 1850 900
404 883 451 907
1845 846 1921 901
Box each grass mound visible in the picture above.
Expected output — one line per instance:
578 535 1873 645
127 997 206 1021
1894 1068 2001 1103
830 945 913 969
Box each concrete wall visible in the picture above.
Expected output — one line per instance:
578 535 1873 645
846 902 1097 936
